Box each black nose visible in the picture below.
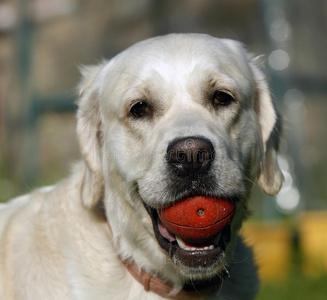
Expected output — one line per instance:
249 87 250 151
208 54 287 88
166 137 215 177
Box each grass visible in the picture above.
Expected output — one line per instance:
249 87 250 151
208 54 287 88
256 252 327 300
257 273 327 300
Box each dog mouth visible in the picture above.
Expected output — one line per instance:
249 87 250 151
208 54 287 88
146 196 235 276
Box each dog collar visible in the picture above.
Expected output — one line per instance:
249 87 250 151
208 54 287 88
107 222 223 299
121 256 222 299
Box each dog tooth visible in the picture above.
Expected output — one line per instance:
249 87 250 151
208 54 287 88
176 236 215 251
176 236 186 249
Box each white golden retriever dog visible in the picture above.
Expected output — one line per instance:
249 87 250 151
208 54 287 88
0 34 283 300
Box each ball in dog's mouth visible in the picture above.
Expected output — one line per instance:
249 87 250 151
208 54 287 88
147 196 236 276
158 196 235 246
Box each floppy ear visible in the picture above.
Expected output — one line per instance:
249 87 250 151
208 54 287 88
251 63 284 196
76 64 105 209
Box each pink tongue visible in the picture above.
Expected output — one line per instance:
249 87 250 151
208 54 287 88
158 219 176 242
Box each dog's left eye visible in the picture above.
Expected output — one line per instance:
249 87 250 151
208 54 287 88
130 101 151 118
212 91 234 107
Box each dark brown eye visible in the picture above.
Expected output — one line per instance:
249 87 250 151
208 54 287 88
212 91 234 107
130 101 151 118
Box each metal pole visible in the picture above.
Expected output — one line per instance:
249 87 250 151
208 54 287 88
16 0 39 189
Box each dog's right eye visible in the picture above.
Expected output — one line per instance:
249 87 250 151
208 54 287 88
130 101 151 118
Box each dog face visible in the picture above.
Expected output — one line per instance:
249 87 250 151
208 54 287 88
76 34 283 285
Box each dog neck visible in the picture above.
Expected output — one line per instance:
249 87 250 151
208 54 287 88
107 221 222 299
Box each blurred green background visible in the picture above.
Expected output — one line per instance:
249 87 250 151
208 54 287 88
1 0 327 298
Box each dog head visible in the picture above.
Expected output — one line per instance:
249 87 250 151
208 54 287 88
76 34 283 286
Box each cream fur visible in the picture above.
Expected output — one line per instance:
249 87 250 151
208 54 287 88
0 34 283 300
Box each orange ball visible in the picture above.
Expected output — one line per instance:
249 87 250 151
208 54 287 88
158 196 235 244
